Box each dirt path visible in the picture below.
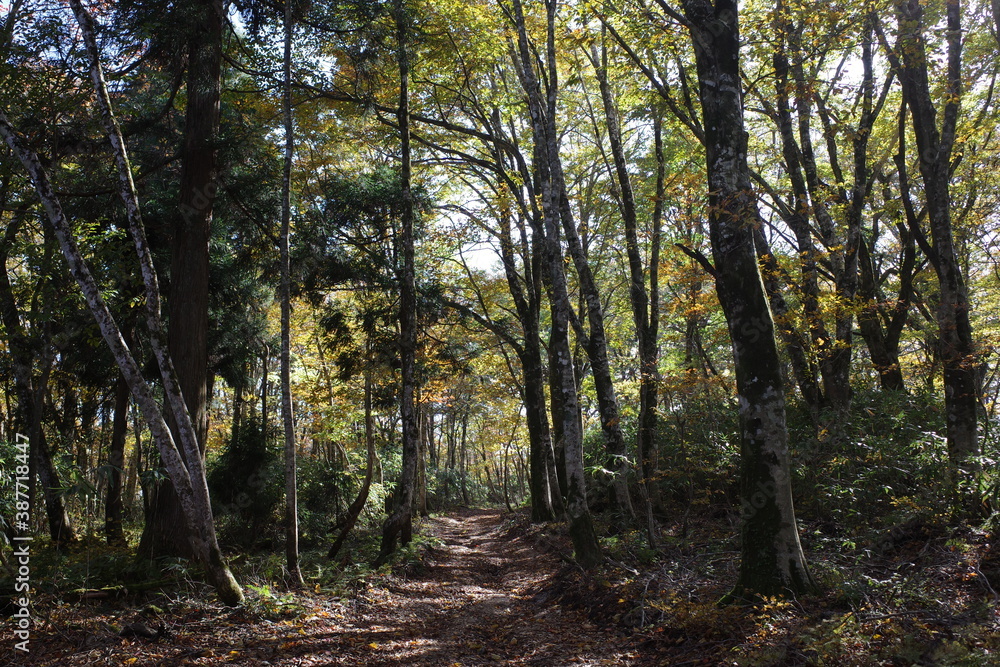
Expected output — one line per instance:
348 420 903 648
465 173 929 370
294 509 642 665
7 510 648 666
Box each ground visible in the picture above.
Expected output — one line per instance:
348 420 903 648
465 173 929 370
5 508 1000 666
2 509 647 666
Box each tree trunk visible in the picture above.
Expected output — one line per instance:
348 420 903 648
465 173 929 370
510 0 601 567
35 403 77 545
378 0 420 564
280 0 302 585
105 363 130 545
418 403 429 516
522 341 557 521
591 37 661 522
894 0 979 465
856 219 911 392
681 0 814 599
460 410 470 506
753 228 821 424
492 137 555 522
142 0 224 558
329 363 377 560
260 344 270 428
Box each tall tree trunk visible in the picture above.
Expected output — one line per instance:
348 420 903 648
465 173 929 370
418 402 428 516
460 410 470 506
231 380 245 442
260 344 270 428
491 125 556 522
894 0 979 465
280 0 302 584
105 358 130 545
378 0 420 563
522 340 557 520
142 0 225 558
817 10 874 433
510 0 601 567
546 325 570 501
681 0 814 599
769 8 831 416
590 37 661 524
126 408 143 519
547 69 631 519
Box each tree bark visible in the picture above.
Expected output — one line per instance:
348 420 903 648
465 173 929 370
378 0 420 563
856 212 912 392
510 0 601 567
894 0 979 465
328 361 377 560
681 0 814 599
590 37 661 522
142 0 225 558
281 0 302 584
105 355 130 545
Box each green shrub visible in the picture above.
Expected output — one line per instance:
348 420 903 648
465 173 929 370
207 416 283 547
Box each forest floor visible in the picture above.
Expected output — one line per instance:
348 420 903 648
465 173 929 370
5 507 1000 666
3 509 653 666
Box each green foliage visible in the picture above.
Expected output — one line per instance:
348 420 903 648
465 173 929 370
0 533 183 597
207 416 283 547
427 467 490 508
298 455 349 546
791 388 954 533
243 582 308 620
294 166 433 296
643 384 740 508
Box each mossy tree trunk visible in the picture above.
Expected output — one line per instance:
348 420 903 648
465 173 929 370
680 0 814 599
893 0 979 467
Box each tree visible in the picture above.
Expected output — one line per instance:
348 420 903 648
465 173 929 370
679 0 814 599
377 0 420 563
0 0 242 605
889 0 980 466
140 0 227 558
509 0 602 567
585 32 664 536
281 0 303 584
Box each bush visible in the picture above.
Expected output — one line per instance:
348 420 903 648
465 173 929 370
207 416 283 547
791 388 952 532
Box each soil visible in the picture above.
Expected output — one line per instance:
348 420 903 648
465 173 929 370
2 509 650 666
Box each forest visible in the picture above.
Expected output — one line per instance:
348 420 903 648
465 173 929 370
2 0 1000 664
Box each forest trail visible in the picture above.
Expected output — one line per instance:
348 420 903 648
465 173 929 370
8 509 649 666
303 508 643 666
